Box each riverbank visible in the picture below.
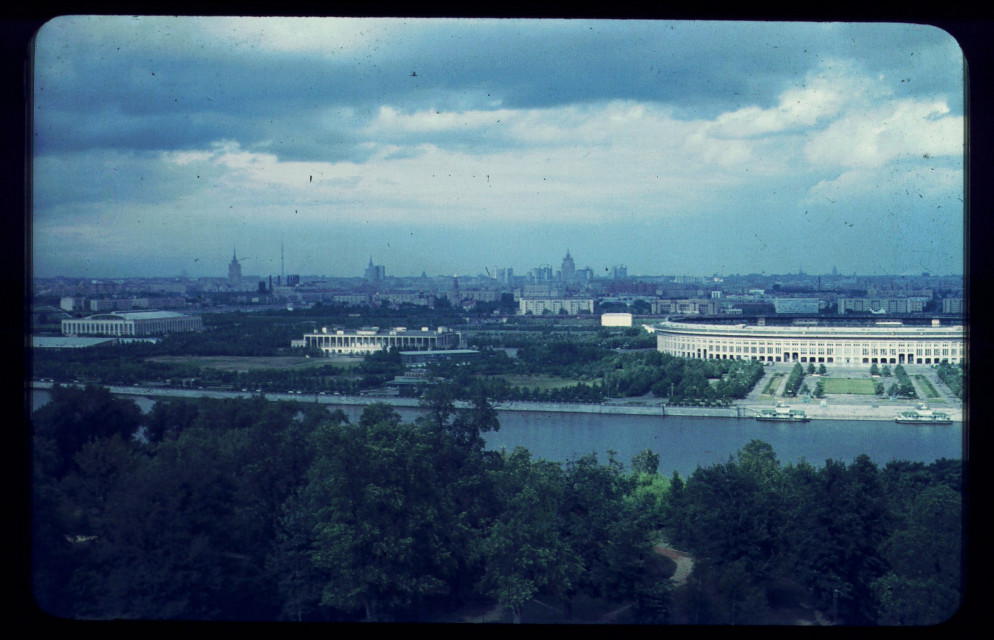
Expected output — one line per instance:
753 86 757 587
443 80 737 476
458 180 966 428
28 381 964 422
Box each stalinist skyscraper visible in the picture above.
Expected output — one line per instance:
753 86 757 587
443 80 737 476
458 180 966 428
561 249 576 285
228 249 242 286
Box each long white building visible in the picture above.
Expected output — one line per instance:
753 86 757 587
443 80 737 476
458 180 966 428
62 311 203 337
295 326 460 356
519 297 594 315
655 319 965 365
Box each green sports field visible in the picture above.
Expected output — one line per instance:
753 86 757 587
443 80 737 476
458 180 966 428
821 377 877 395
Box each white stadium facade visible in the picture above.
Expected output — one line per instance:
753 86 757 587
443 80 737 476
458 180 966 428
654 319 965 366
61 311 203 337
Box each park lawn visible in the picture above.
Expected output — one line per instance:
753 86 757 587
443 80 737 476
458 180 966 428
147 355 359 371
500 374 588 390
915 374 941 398
821 377 877 395
762 373 784 396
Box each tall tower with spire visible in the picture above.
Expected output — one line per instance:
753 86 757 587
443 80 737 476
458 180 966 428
228 248 242 286
561 249 576 285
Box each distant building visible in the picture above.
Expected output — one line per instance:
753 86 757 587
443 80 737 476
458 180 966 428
652 298 719 315
62 311 203 337
838 297 928 314
60 296 83 312
497 267 514 285
561 250 576 284
601 312 633 327
89 298 135 313
295 326 460 356
942 298 964 314
228 249 242 286
32 336 117 349
365 258 385 283
519 297 594 315
773 298 820 314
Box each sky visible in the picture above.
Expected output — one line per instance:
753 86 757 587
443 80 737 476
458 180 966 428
31 17 966 279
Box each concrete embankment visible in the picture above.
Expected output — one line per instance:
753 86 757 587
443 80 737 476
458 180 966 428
29 382 963 422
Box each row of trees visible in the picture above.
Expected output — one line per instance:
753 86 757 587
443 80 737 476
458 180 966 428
935 362 965 400
890 365 918 399
783 363 806 397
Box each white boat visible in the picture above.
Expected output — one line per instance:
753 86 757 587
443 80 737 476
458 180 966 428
895 403 952 425
756 403 810 422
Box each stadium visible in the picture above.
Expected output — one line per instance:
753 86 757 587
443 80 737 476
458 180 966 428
653 318 965 365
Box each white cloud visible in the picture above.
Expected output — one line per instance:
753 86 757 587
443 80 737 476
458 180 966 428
804 99 962 168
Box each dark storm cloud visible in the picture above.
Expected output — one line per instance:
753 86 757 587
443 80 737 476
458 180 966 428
33 19 963 164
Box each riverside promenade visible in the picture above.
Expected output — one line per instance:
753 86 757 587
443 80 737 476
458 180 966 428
30 372 965 423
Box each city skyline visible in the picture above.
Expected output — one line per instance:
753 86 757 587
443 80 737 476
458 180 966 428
31 17 966 279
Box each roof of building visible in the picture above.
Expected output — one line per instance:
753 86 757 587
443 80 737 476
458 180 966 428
81 311 194 321
32 336 117 349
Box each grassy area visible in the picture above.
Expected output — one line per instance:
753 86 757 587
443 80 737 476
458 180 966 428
762 373 784 395
147 355 358 371
821 377 877 395
500 374 588 390
915 375 941 398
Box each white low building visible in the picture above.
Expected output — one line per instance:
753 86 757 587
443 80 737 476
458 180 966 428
601 312 633 327
297 326 460 356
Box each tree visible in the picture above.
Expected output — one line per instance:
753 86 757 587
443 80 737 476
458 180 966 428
817 364 827 375
33 383 144 478
476 448 582 623
632 449 660 476
871 484 962 624
786 455 890 624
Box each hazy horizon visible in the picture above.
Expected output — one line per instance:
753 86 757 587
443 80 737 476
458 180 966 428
31 17 966 280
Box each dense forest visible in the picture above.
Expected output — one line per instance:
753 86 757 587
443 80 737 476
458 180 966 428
31 384 963 624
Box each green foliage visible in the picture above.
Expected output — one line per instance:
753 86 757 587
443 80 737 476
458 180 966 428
783 363 805 397
935 362 964 400
667 443 962 625
890 365 918 398
32 389 963 625
477 448 582 623
631 449 660 475
813 378 825 398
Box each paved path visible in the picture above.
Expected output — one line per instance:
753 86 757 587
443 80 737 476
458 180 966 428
655 543 694 586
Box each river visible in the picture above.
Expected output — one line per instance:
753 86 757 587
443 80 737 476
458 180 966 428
29 390 964 479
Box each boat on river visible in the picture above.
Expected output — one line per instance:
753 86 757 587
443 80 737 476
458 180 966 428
755 403 810 422
895 403 953 425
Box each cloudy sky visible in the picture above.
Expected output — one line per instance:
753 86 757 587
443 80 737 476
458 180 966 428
31 17 965 279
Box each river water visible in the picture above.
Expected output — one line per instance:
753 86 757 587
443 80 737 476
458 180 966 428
30 391 964 479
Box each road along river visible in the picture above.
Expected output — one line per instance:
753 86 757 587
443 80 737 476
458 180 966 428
30 383 965 478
